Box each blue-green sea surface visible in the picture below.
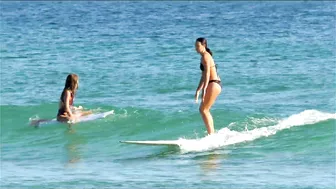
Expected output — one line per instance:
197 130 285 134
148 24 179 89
1 1 335 189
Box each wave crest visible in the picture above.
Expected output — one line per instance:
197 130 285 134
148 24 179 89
177 109 335 153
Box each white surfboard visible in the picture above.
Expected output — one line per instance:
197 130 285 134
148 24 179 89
32 110 114 127
119 140 181 146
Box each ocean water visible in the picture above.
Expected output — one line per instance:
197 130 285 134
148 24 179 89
1 1 335 188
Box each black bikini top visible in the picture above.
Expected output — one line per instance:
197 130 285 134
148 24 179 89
200 63 217 72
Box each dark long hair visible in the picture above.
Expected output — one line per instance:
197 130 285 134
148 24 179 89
196 37 212 56
60 73 78 101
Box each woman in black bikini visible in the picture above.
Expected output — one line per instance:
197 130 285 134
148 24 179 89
194 38 221 135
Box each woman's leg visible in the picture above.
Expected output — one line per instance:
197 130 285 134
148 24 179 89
79 110 92 117
199 83 221 135
57 115 71 122
58 110 92 124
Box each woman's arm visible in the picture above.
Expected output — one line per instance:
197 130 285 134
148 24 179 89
202 55 211 100
196 74 204 92
195 74 204 103
64 90 73 117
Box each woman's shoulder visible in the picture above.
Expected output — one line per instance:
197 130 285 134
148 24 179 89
203 53 214 62
64 89 73 96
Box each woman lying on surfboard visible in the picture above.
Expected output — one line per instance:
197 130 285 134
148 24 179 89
30 73 92 126
194 38 222 135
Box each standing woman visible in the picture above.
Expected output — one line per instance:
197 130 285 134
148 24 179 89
194 38 222 135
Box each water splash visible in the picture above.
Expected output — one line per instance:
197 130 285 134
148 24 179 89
177 110 336 153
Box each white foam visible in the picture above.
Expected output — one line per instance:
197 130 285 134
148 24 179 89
177 110 336 153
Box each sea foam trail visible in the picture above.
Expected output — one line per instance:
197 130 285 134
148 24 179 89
178 110 336 153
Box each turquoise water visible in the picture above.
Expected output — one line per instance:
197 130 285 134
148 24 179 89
1 1 335 188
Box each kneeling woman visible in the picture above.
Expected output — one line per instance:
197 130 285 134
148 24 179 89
194 38 222 135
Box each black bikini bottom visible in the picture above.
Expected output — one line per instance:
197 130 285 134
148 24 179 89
209 80 221 87
57 109 66 116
